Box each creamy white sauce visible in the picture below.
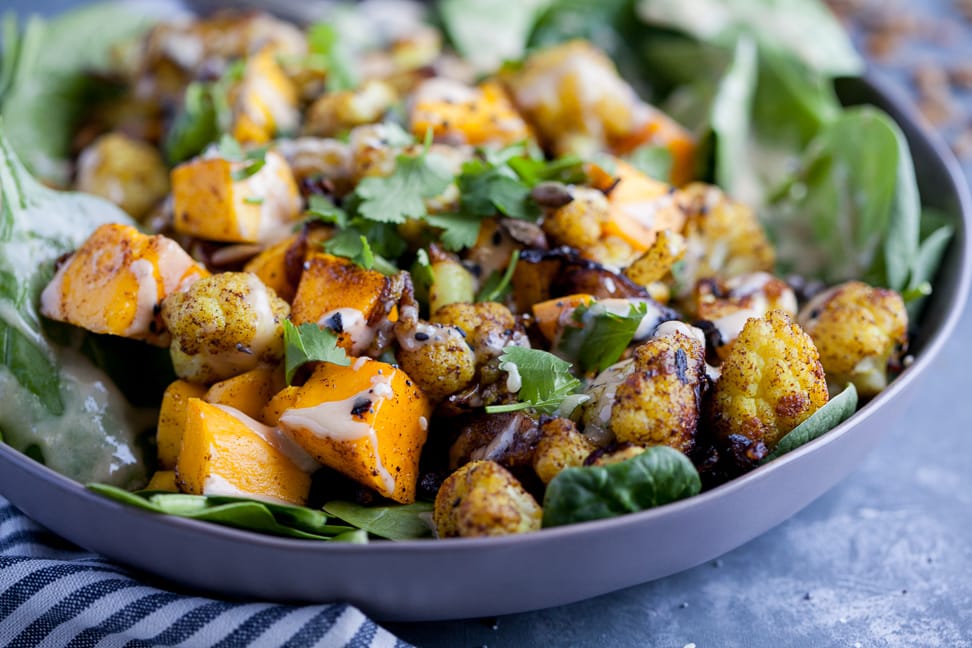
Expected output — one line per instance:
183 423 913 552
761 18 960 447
396 321 465 352
418 416 428 432
202 473 295 505
125 259 161 337
501 360 522 393
319 307 376 355
580 358 635 446
238 152 300 244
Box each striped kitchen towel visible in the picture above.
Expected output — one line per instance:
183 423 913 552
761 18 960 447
0 497 410 648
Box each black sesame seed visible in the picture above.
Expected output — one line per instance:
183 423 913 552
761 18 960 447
325 311 344 333
350 397 373 418
414 331 430 341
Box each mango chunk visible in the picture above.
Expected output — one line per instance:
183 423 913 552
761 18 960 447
146 470 179 492
410 79 532 147
172 150 301 244
39 223 209 345
243 234 300 303
277 359 430 503
290 252 397 354
204 366 285 423
231 47 299 145
177 398 315 505
158 379 208 469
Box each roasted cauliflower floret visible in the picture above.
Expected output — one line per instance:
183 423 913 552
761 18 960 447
161 272 289 383
610 331 706 453
303 80 398 138
797 281 908 397
533 417 596 484
394 316 476 402
690 272 797 359
710 310 829 451
433 460 542 538
432 302 530 378
673 183 775 297
542 186 607 251
623 230 687 286
75 133 169 220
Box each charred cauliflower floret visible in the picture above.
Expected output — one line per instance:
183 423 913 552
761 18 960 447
623 229 687 301
533 417 596 484
673 183 775 297
610 331 706 453
798 281 908 397
274 137 353 193
432 302 530 380
161 272 289 383
690 272 797 359
75 133 169 220
394 315 476 402
710 310 829 451
542 186 608 251
433 460 542 538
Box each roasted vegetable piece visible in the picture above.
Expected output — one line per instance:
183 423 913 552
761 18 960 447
426 249 476 316
157 379 208 469
242 234 301 303
291 252 404 356
75 132 170 220
710 310 829 452
691 272 797 359
610 330 707 453
171 150 301 244
432 302 530 375
448 411 541 472
177 398 315 505
304 80 397 138
204 366 285 423
161 272 289 383
623 229 687 289
40 223 209 345
531 293 595 342
145 470 179 492
395 306 477 402
433 460 542 538
533 417 596 485
410 78 532 147
797 281 908 398
231 47 300 144
673 183 775 296
276 359 431 503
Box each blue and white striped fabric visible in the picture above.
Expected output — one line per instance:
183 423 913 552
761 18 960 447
0 497 410 648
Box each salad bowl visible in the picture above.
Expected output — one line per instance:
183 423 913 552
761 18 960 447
0 73 968 621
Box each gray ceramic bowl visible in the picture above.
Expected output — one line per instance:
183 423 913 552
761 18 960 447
0 74 968 622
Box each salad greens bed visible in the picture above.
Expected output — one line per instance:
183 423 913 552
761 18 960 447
0 0 954 541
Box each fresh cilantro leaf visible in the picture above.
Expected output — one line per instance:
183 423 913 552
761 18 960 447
508 153 587 186
217 133 244 161
476 250 519 302
283 320 351 384
457 159 538 220
486 347 582 415
306 194 348 228
423 213 483 252
231 156 266 182
306 22 358 92
558 301 648 373
243 196 264 205
322 227 398 275
355 148 453 224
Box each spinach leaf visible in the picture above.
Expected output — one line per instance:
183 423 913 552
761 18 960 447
0 125 148 488
439 0 552 72
89 484 358 541
762 384 858 462
323 500 434 540
542 445 701 527
903 221 954 317
635 0 863 77
0 3 158 184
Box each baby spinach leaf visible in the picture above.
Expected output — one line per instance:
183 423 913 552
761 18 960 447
542 445 701 527
323 500 434 540
0 3 157 184
761 384 858 463
635 0 863 77
89 485 357 541
903 222 954 317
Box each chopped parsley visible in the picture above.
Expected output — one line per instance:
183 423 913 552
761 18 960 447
486 347 584 415
283 320 351 384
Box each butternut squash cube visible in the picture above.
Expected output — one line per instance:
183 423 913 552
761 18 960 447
277 359 431 503
146 470 179 492
410 79 532 147
231 47 300 145
242 234 299 303
157 379 208 469
531 293 595 342
261 385 301 427
611 106 697 187
204 366 285 423
290 252 396 354
177 398 315 505
603 159 686 253
40 223 209 345
171 150 301 244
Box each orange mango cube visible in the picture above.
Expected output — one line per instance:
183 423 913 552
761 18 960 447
171 150 301 244
40 223 208 345
204 366 285 423
177 398 315 505
277 359 430 503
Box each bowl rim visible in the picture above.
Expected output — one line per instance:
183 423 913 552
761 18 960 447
1 72 969 557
